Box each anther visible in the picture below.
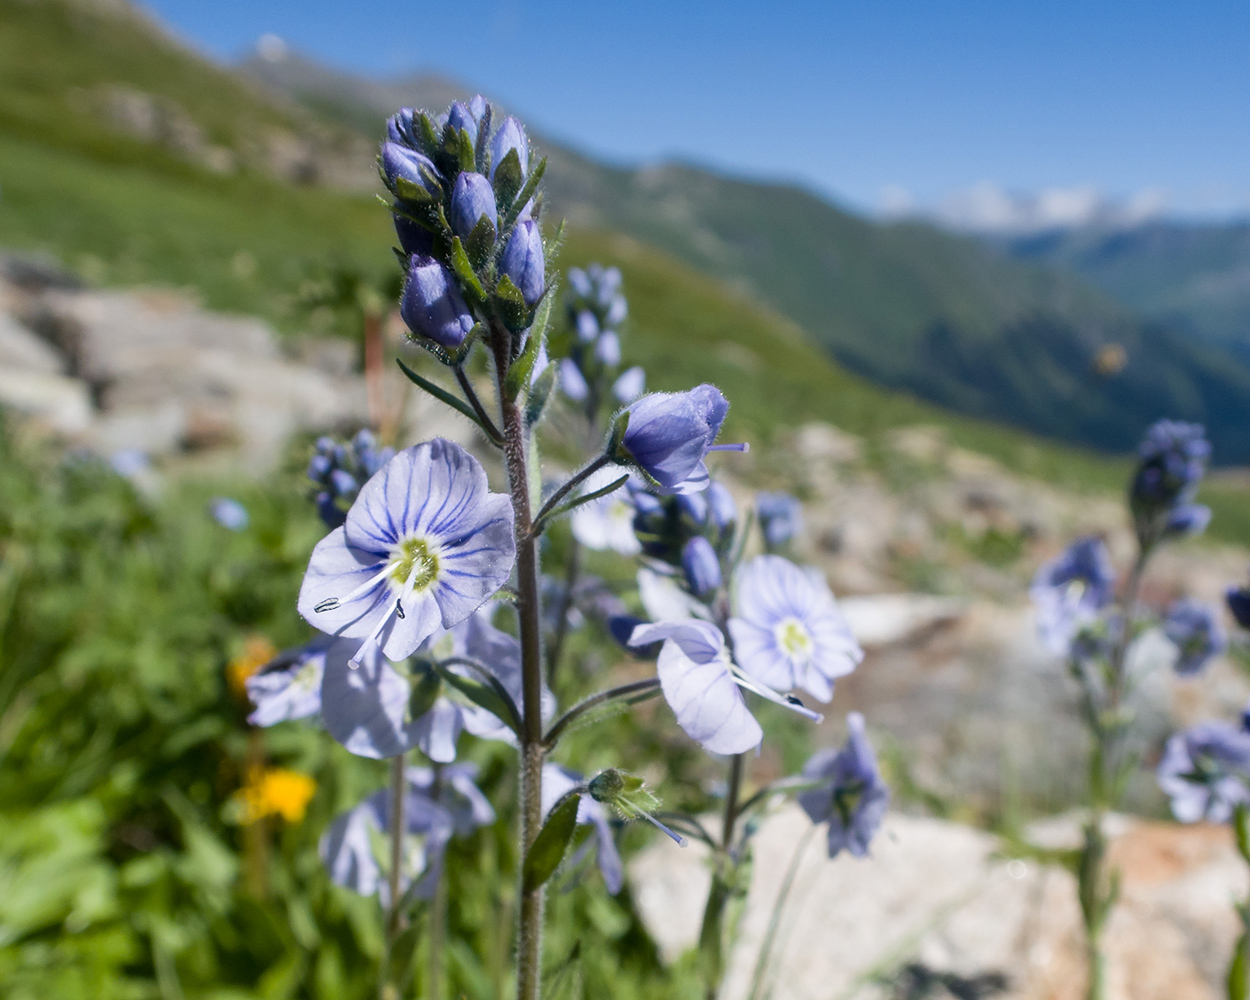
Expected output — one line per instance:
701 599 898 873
315 598 340 613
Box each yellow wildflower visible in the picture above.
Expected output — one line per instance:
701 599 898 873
237 767 316 824
227 636 278 700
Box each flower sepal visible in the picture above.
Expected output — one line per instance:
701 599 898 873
493 274 533 331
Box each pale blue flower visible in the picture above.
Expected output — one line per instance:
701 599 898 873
406 763 496 836
320 787 454 905
1157 721 1250 823
617 385 743 495
1164 599 1227 676
728 556 862 703
298 438 515 666
570 465 641 555
1029 537 1116 656
594 331 621 366
612 366 646 404
541 763 623 894
1164 503 1211 539
245 635 337 726
798 712 890 858
628 620 821 755
210 497 249 531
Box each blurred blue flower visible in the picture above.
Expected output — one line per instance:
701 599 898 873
1131 420 1210 543
575 309 599 342
401 256 476 349
541 763 624 894
308 431 395 529
1228 577 1250 630
109 448 149 479
594 331 621 366
756 492 802 551
500 219 545 305
407 763 496 836
559 358 589 402
1029 536 1116 655
612 366 646 404
1164 503 1211 539
705 481 738 538
450 171 498 238
728 555 862 703
1157 721 1250 823
298 438 515 665
616 384 741 495
245 635 338 726
681 536 722 598
570 465 641 555
320 786 454 905
1163 599 1227 676
210 497 249 531
798 712 890 858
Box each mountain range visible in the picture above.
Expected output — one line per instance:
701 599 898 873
3 0 1250 463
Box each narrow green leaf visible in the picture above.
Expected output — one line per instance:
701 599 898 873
1236 804 1250 865
394 176 434 205
502 156 547 230
494 274 530 330
537 475 628 532
1231 934 1250 1000
437 664 521 737
523 792 581 894
449 237 486 302
504 329 544 403
465 215 497 270
528 279 557 343
416 112 440 154
457 127 477 172
395 358 501 443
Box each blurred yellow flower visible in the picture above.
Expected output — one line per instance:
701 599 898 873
227 636 278 700
237 767 316 824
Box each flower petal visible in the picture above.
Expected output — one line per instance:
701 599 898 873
320 642 414 759
297 527 392 636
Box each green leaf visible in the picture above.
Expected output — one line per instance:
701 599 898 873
395 358 503 444
504 328 544 403
394 176 434 205
465 215 497 270
494 148 524 205
1236 804 1250 865
408 666 442 719
526 362 557 427
537 475 628 532
1230 932 1250 1000
494 274 530 330
502 156 547 230
449 237 486 302
456 127 477 172
527 278 557 344
437 664 520 737
523 792 581 894
416 113 440 155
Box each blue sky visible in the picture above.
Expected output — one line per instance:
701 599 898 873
144 0 1250 222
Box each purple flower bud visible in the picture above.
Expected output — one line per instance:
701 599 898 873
330 469 358 497
559 359 589 401
446 101 479 145
450 171 498 238
682 536 722 597
401 257 475 349
757 492 803 550
382 142 442 196
1228 581 1250 630
1131 420 1210 543
1164 503 1211 539
468 94 488 121
1164 599 1227 676
567 267 592 298
618 384 731 494
576 310 599 342
386 108 414 145
706 481 737 532
500 220 545 305
595 331 621 366
393 211 434 257
606 294 628 326
489 117 529 179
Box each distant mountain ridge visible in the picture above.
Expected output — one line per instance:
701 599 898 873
240 46 1250 462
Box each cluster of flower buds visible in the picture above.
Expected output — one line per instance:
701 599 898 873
381 95 549 359
631 480 737 597
559 264 645 421
307 430 394 529
1129 419 1212 549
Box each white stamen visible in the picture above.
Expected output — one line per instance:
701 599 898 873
320 563 393 612
730 665 823 723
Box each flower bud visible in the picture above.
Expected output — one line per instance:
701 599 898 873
612 366 646 404
393 211 434 257
489 116 529 179
595 330 621 366
1164 503 1211 539
400 257 475 349
706 481 737 534
682 536 722 597
676 492 709 526
1164 599 1227 676
616 385 730 494
568 267 592 298
500 220 545 305
606 294 628 326
450 171 498 238
576 309 599 342
757 492 803 550
468 94 487 121
446 100 479 145
559 358 589 401
381 142 442 197
386 108 414 145
1229 583 1250 631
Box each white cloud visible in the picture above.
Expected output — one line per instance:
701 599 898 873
257 34 288 63
912 182 1170 234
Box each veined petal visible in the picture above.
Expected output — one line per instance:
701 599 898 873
320 642 414 759
297 528 391 635
413 697 465 763
433 492 516 626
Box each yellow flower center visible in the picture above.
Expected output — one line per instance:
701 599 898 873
390 536 440 592
776 617 813 659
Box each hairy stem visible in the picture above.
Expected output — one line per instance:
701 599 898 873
489 320 546 1000
532 454 613 530
380 752 406 1000
542 678 661 748
699 753 746 1000
428 764 446 1000
455 365 504 445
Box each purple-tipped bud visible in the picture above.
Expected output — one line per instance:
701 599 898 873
446 101 479 145
682 536 722 597
386 108 414 145
400 257 475 349
393 211 434 257
595 331 621 366
618 385 730 494
450 172 498 238
489 117 529 179
500 220 545 305
382 143 442 197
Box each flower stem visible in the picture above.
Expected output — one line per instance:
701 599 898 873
489 319 546 1000
455 365 504 445
746 824 817 1000
699 752 745 1000
531 454 613 531
428 763 446 1000
380 752 407 1000
542 678 662 748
